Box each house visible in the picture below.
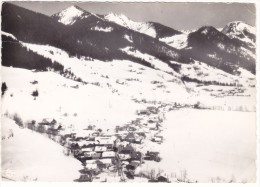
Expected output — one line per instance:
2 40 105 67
130 151 142 162
82 147 94 152
152 136 163 143
38 118 57 126
157 176 169 182
99 158 112 167
92 152 102 159
102 151 115 158
124 132 136 143
115 125 128 132
94 146 107 152
85 163 97 170
77 140 88 147
136 132 146 139
118 153 131 160
119 144 135 155
95 136 115 149
126 161 139 170
87 125 95 130
84 151 96 158
114 137 121 147
78 174 92 182
125 132 143 144
144 151 161 162
128 126 137 132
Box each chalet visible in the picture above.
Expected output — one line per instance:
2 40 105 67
94 146 107 152
113 137 121 148
38 118 57 126
78 174 92 182
130 151 142 162
84 151 96 158
157 176 169 182
115 125 128 132
46 128 58 135
92 152 102 159
85 163 97 170
87 125 95 130
126 161 139 170
85 137 95 141
92 132 100 137
124 132 136 143
152 136 163 143
102 151 115 158
95 136 115 147
128 126 137 132
144 151 161 162
96 160 106 169
118 153 131 160
119 144 135 155
82 147 94 152
136 132 146 139
99 158 112 167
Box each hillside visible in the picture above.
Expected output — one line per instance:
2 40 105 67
181 26 255 74
1 117 82 181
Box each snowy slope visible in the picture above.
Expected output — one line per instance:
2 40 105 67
160 33 188 49
1 117 81 181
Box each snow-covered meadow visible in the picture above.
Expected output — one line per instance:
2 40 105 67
138 109 256 182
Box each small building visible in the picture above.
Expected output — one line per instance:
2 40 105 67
125 132 143 144
84 151 96 158
95 136 115 146
118 153 131 160
119 144 135 155
94 146 107 152
157 176 169 182
38 118 57 126
85 163 97 170
124 132 136 143
152 136 163 143
92 152 102 159
82 147 94 152
102 151 115 158
78 174 92 182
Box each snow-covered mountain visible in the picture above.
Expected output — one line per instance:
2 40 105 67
183 26 256 74
104 13 182 39
105 13 157 38
52 5 96 25
222 21 256 50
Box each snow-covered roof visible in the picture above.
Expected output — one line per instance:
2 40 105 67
102 151 115 158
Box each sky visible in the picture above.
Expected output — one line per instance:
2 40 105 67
9 1 256 30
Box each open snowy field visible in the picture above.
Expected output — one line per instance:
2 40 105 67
140 109 256 182
1 117 82 181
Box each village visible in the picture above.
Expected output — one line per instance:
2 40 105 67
23 103 179 182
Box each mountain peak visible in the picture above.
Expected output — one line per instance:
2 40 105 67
52 5 90 25
197 26 219 35
222 21 256 47
222 21 256 35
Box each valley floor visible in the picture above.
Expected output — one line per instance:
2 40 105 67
139 109 256 182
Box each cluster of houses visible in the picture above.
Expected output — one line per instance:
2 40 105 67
35 108 165 182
